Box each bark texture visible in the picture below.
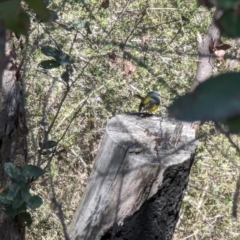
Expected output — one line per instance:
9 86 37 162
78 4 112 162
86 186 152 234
69 114 197 240
0 26 28 240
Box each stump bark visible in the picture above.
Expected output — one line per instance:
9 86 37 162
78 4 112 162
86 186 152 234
69 114 197 240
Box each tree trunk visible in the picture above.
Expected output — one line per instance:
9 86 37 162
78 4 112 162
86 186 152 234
0 25 28 240
69 114 197 240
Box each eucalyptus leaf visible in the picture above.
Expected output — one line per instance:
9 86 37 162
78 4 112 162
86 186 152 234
22 165 45 178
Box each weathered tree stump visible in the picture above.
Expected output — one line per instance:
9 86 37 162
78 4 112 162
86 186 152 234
69 114 197 240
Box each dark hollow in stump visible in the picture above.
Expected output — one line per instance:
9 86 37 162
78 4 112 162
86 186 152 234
69 114 197 240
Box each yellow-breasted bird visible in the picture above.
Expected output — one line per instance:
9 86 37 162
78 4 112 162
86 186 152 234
135 91 161 113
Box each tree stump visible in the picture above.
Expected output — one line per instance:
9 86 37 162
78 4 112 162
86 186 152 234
69 114 197 240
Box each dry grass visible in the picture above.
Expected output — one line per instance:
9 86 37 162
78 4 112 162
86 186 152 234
20 0 240 239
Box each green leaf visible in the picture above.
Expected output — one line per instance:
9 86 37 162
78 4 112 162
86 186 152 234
223 115 240 133
54 53 72 65
40 140 58 149
27 195 43 209
41 46 59 57
38 60 61 69
61 71 70 82
0 192 13 204
4 163 20 178
22 165 45 178
21 185 32 202
24 0 50 21
4 205 18 217
215 0 240 8
0 0 30 35
19 212 33 226
168 72 240 122
6 183 21 201
12 193 25 209
217 10 240 38
17 203 27 214
41 46 72 65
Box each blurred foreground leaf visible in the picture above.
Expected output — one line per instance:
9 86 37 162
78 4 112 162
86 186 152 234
168 72 240 121
217 9 240 38
24 0 50 21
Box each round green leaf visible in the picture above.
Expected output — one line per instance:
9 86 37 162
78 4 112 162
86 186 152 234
168 72 240 122
27 195 43 209
217 10 240 38
22 165 45 178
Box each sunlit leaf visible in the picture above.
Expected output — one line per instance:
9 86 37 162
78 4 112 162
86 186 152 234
168 72 240 121
22 165 45 178
24 0 50 21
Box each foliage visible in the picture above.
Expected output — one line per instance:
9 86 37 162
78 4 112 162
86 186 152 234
1 0 240 239
0 0 49 35
0 163 45 226
169 0 240 131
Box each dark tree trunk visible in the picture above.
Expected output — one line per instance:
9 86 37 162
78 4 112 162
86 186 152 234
0 24 28 240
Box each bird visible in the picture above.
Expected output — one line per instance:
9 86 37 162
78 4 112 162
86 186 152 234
135 91 161 113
